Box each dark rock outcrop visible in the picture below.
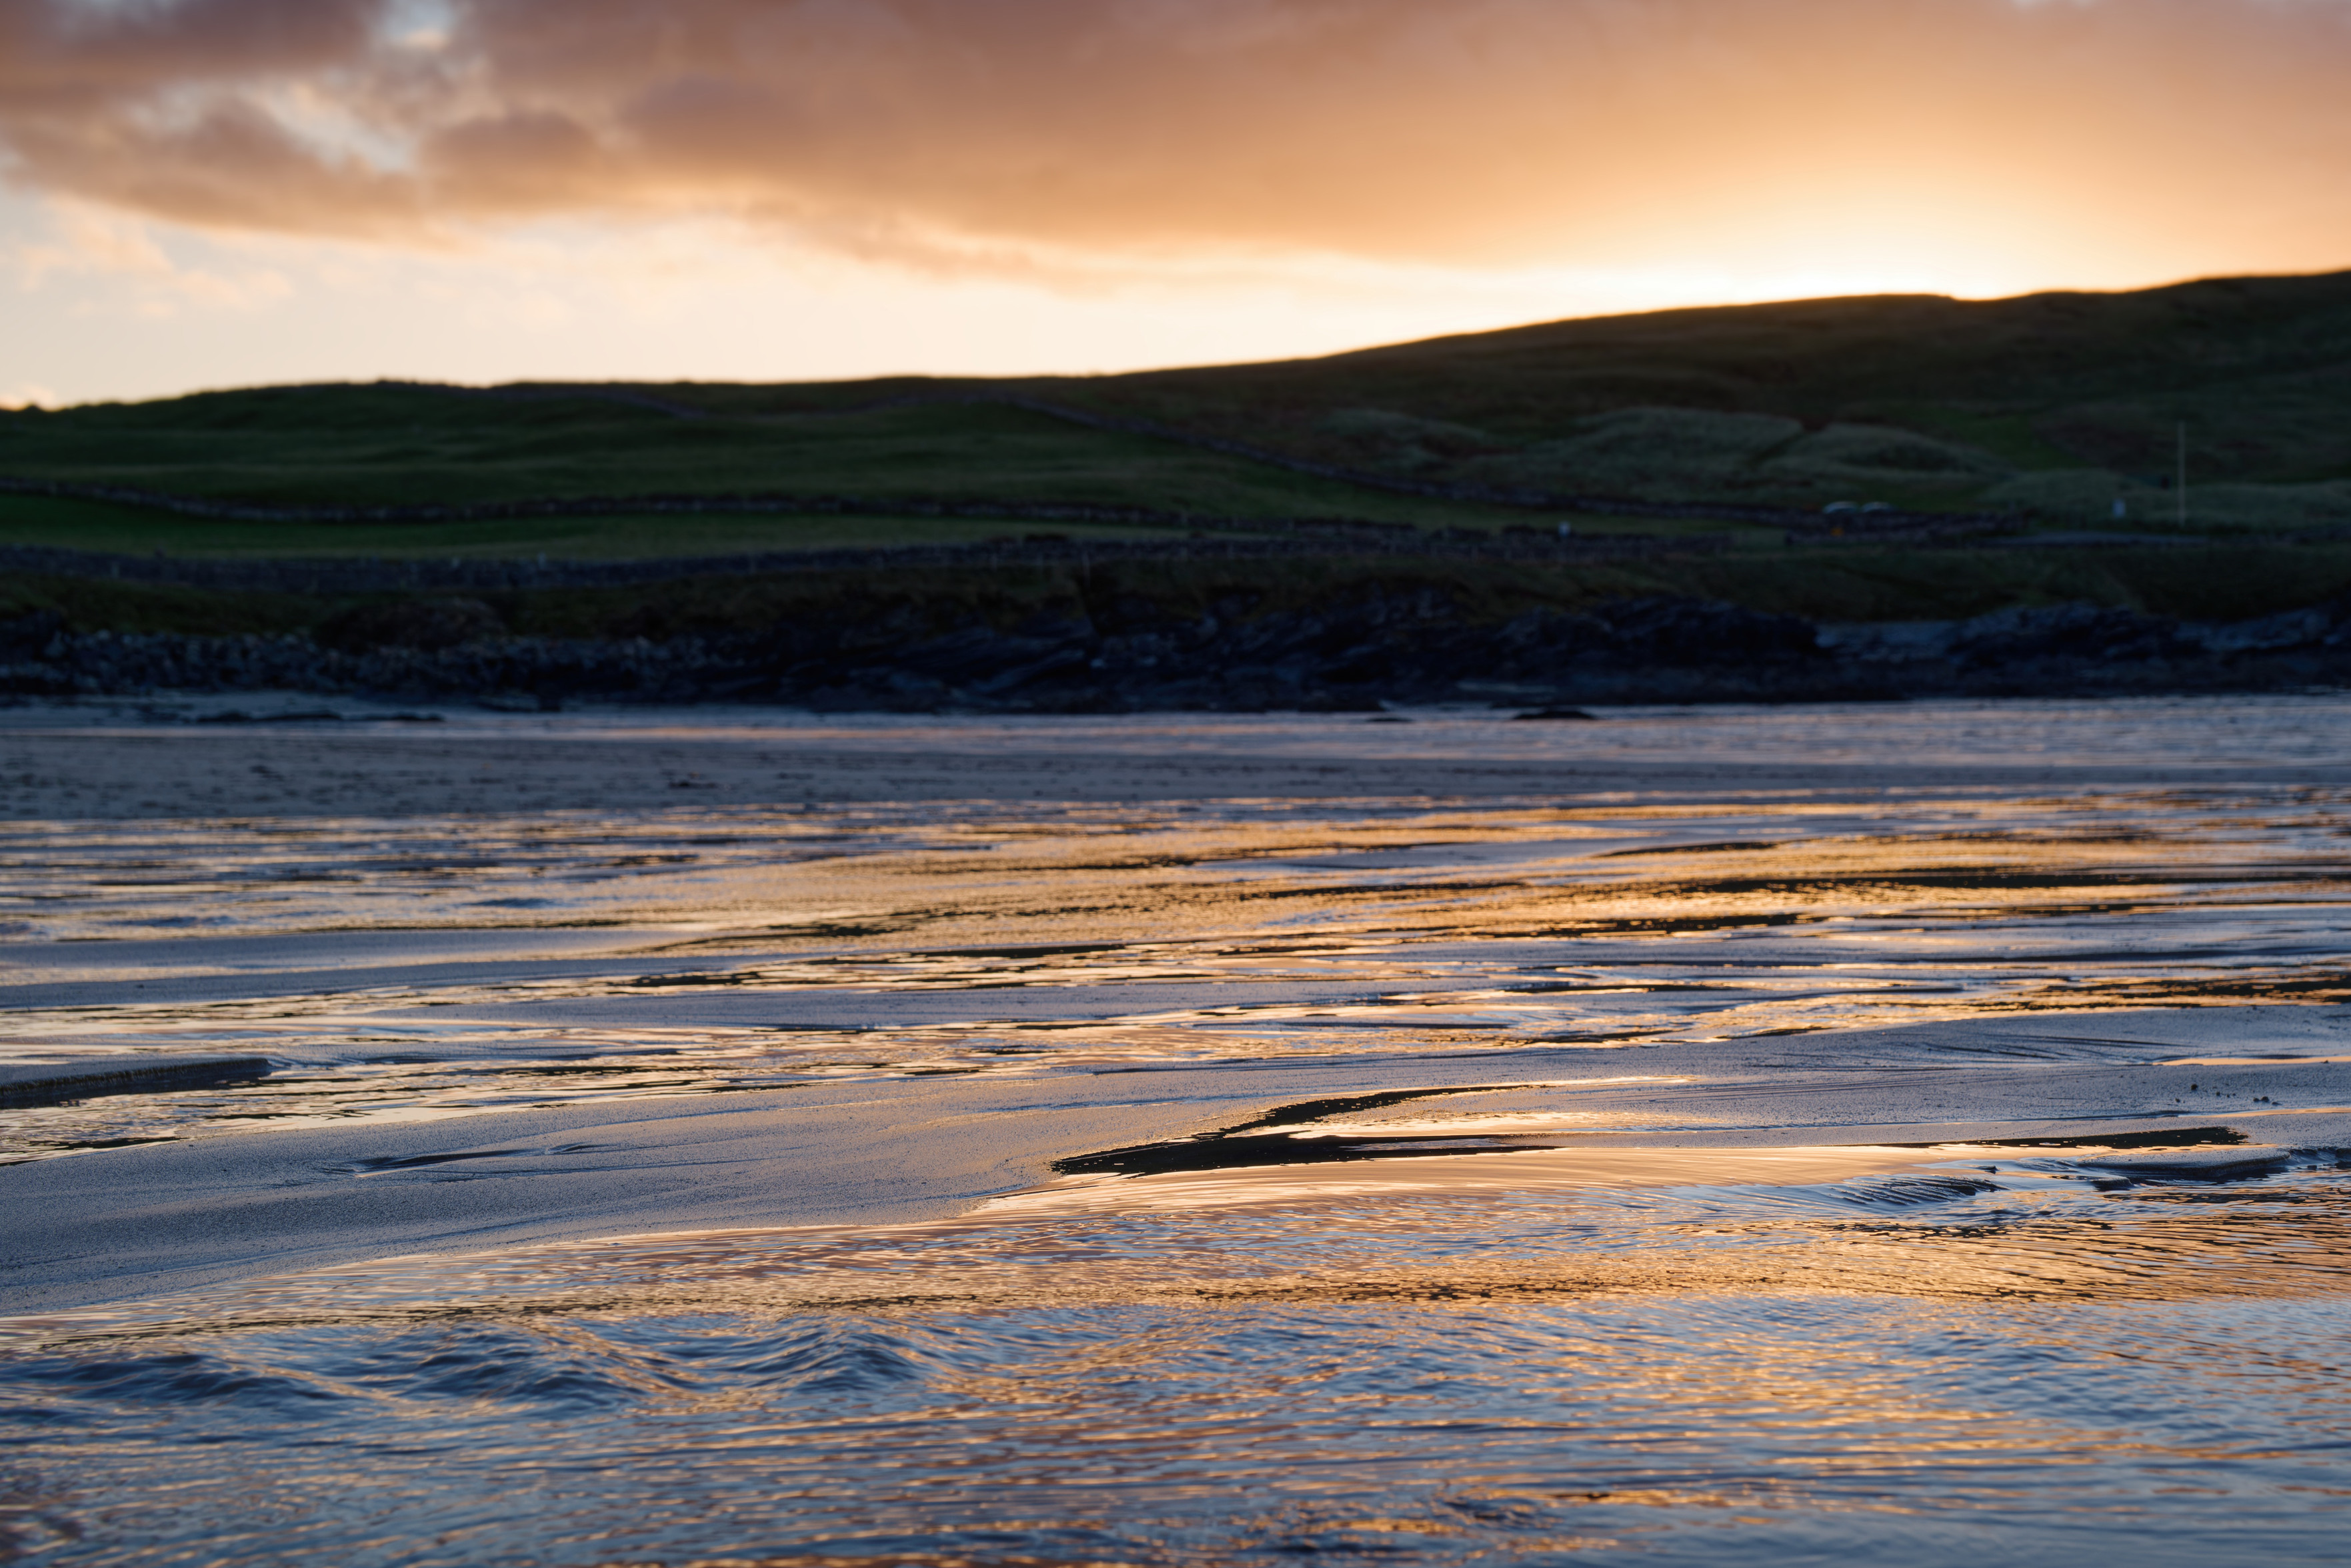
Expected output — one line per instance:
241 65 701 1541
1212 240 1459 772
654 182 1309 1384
315 597 506 653
6 591 2350 711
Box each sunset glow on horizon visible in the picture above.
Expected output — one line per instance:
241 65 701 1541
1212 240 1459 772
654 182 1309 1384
5 0 2350 406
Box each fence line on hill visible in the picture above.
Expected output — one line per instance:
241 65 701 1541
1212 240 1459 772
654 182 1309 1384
0 527 1749 598
0 449 2014 541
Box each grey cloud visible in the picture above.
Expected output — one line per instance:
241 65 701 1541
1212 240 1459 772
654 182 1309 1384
2 0 2348 269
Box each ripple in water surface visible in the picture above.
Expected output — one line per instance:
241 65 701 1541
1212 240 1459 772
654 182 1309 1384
4 697 2351 1563
9 1157 2351 1565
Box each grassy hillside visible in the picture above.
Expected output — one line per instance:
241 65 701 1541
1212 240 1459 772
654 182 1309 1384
0 387 1544 534
1065 272 2351 499
5 269 2350 553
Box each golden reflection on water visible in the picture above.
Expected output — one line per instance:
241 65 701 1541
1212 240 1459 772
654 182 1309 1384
8 789 2349 951
9 1165 2351 1561
15 1152 2351 1352
7 781 2351 1159
10 709 2351 1563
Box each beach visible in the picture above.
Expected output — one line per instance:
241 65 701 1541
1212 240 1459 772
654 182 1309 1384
4 693 2351 1563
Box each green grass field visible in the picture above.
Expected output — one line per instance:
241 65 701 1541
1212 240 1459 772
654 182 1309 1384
1066 271 2351 491
0 392 1544 527
6 269 2349 563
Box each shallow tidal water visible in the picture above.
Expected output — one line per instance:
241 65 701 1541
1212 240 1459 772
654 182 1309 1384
5 695 2351 1565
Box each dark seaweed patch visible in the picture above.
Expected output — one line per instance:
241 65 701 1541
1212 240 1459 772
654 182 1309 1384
1053 1130 1552 1177
0 1057 271 1109
1888 1126 2246 1150
627 971 761 987
1598 841 1782 857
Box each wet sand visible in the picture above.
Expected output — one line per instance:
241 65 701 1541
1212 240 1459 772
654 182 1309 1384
5 697 2350 1316
9 697 2351 1563
9 710 2351 821
8 1003 2348 1314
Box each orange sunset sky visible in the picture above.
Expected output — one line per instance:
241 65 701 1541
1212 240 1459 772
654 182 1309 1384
4 0 2350 406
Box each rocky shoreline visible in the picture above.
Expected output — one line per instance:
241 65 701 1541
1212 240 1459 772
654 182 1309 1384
7 588 2349 711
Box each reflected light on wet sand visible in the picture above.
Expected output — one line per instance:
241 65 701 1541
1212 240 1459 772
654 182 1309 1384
5 698 2351 1564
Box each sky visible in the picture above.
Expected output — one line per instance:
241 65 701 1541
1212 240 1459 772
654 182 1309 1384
4 0 2350 407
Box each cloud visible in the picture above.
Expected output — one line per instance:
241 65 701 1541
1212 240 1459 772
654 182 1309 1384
2 0 2348 279
3 196 292 312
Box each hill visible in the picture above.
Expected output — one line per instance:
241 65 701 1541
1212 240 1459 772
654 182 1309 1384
1051 270 2351 526
11 269 2351 714
6 269 2351 559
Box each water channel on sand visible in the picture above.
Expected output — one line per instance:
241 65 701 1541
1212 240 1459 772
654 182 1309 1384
3 695 2351 1564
